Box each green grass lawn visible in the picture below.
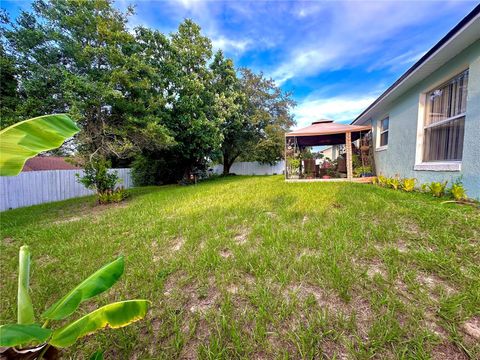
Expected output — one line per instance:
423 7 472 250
1 176 479 359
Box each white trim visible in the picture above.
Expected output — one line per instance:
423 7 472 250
414 162 461 171
376 145 388 152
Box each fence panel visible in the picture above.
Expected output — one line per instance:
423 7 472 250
0 168 132 211
211 161 285 176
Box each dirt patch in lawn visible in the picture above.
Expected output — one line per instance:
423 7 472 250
285 283 373 336
2 237 15 245
462 316 480 341
431 342 468 360
417 272 456 296
234 226 250 245
320 338 349 360
179 318 210 360
374 240 409 253
172 236 185 252
219 248 233 258
53 216 83 224
297 248 321 259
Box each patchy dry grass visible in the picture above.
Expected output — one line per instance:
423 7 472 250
1 176 479 359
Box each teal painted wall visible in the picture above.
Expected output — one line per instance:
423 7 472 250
371 40 480 199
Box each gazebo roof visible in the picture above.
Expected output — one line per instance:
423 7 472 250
286 120 371 137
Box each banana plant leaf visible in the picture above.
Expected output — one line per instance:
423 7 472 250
42 257 125 321
0 114 80 176
89 350 104 360
0 324 52 347
49 300 150 348
18 246 34 324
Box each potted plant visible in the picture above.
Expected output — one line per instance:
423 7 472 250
287 158 301 179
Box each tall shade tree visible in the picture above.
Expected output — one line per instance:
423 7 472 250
219 68 296 175
1 0 172 159
0 43 20 128
165 20 222 176
134 20 224 179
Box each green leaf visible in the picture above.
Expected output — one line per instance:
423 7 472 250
0 324 52 347
0 114 80 176
50 300 150 348
42 257 125 321
89 350 104 360
18 245 34 324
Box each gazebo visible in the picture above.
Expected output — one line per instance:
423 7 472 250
285 120 372 181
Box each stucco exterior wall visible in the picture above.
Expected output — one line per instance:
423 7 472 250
371 40 480 199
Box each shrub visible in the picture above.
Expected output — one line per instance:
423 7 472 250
77 158 119 194
401 178 416 192
450 179 467 201
287 158 301 175
353 165 372 177
387 177 401 190
97 187 129 205
377 175 388 187
131 154 183 186
423 181 448 197
131 155 160 186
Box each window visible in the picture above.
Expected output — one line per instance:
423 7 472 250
379 117 389 147
423 70 468 162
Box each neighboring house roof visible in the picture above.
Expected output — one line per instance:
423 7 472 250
352 4 480 125
22 157 80 172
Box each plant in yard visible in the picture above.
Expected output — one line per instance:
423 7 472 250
401 178 416 192
353 165 372 177
287 158 301 176
377 175 388 187
0 114 79 176
76 158 122 204
387 177 401 190
450 180 467 201
97 186 129 205
0 246 149 359
423 181 448 197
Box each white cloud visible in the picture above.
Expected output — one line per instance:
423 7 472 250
211 36 252 54
293 94 378 129
270 1 450 84
367 50 427 72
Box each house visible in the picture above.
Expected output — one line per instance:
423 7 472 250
22 156 80 172
352 5 480 199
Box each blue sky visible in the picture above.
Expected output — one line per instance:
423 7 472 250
2 0 478 128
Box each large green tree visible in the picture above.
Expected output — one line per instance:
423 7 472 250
219 68 296 175
134 20 224 179
0 43 20 128
1 0 172 159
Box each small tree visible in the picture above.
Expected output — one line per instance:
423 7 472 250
76 158 122 203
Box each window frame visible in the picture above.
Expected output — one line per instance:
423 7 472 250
414 68 468 172
376 116 389 151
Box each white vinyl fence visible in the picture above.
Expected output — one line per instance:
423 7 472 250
0 168 132 211
211 161 285 176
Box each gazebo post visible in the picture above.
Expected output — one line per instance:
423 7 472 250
284 135 287 180
345 131 353 181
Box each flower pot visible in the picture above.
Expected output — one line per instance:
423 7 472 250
322 175 331 179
